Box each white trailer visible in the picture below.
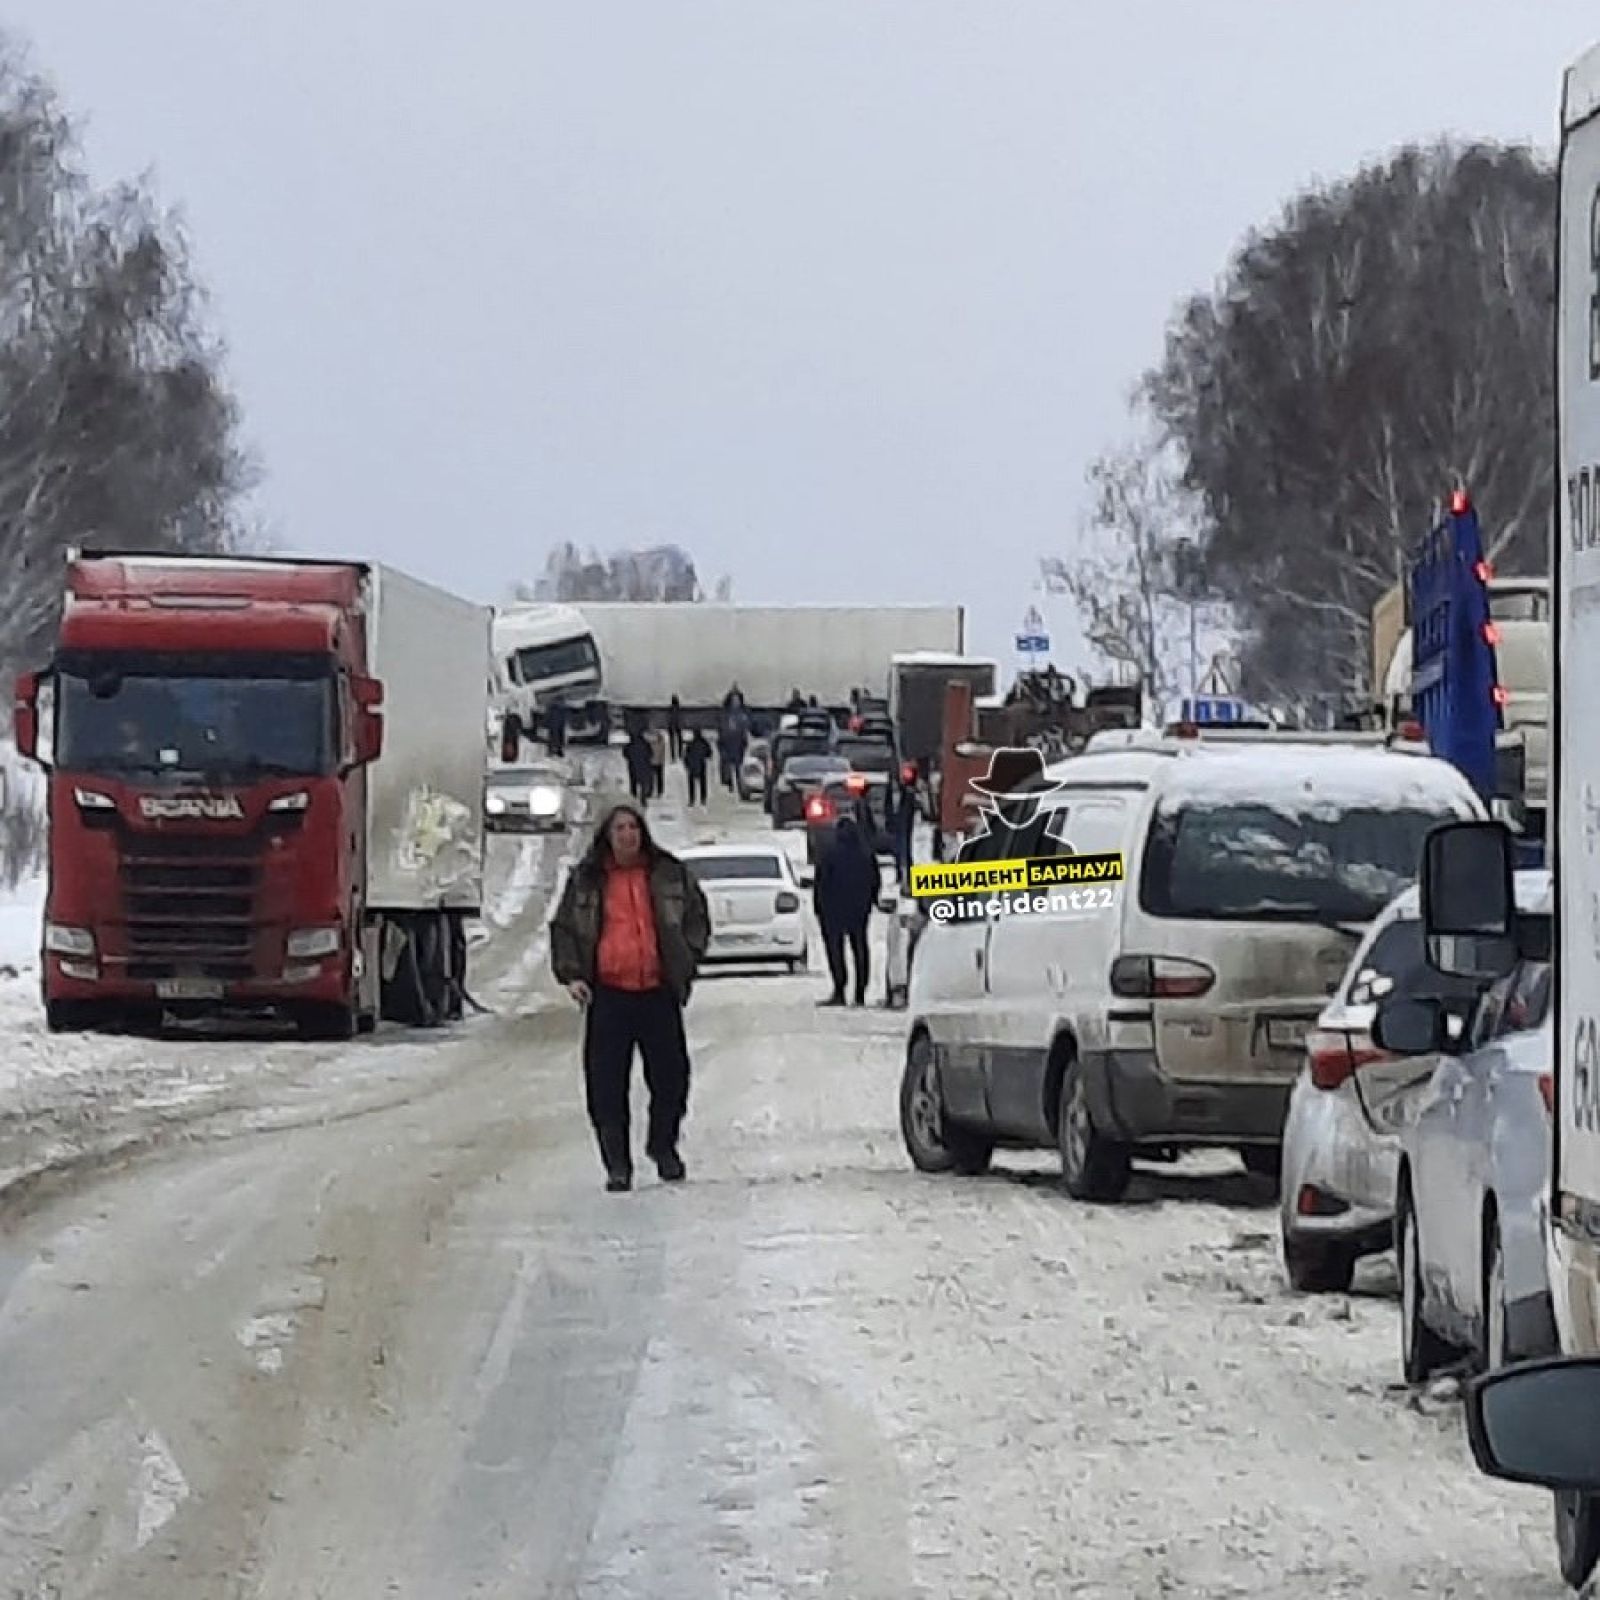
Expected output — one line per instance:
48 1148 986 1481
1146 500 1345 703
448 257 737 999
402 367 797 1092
365 563 492 917
575 602 966 714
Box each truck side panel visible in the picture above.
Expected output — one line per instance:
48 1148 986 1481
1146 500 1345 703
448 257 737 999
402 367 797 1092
1556 61 1600 1255
576 604 964 708
365 565 491 915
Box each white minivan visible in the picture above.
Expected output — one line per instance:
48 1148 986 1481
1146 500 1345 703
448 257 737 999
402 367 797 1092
898 728 1485 1200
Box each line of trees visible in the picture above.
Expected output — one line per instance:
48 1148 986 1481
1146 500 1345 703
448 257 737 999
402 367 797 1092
515 540 732 603
1054 139 1555 709
0 34 255 688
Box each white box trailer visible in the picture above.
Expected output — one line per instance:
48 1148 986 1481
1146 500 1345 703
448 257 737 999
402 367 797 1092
364 563 492 915
575 603 965 714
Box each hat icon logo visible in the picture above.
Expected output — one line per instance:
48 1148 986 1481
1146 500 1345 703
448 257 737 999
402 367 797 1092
968 746 1064 798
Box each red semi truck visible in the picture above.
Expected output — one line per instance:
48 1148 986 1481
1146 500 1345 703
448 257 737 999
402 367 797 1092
11 551 491 1038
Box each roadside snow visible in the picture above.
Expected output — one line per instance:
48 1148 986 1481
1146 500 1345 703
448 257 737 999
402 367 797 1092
0 872 43 979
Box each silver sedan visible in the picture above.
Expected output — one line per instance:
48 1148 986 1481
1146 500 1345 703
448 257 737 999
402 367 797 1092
1381 962 1556 1382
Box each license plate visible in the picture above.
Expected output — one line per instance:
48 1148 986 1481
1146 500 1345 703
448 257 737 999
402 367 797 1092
1265 1018 1310 1049
156 977 224 1000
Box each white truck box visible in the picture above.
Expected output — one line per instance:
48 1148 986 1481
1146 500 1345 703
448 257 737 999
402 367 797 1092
575 603 965 710
364 563 492 915
1553 41 1600 1346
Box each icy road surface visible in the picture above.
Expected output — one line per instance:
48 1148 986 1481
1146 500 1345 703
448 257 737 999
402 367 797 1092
0 761 1568 1598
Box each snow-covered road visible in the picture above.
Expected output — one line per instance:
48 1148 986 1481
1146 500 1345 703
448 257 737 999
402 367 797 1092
0 759 1570 1597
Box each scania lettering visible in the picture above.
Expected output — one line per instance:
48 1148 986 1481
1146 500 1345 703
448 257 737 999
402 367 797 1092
13 552 491 1040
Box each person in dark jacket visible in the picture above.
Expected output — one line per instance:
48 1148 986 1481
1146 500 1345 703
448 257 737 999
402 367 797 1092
667 694 684 760
543 697 568 758
625 730 654 805
550 801 711 1190
683 728 712 806
813 814 879 1006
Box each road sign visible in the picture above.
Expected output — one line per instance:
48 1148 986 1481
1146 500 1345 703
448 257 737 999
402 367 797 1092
1015 633 1050 654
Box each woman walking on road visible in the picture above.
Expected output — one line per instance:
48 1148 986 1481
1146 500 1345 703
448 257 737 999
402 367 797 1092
550 802 710 1191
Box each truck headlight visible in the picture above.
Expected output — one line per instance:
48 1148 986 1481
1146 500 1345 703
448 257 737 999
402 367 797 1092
527 785 562 815
45 924 95 957
286 926 340 959
268 791 310 813
72 788 114 810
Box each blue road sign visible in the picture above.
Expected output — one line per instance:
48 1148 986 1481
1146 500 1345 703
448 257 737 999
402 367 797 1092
1015 633 1050 653
1184 695 1246 725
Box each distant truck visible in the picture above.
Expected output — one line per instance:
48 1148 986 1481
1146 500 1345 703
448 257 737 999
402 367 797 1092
12 552 491 1039
492 602 609 746
889 652 998 769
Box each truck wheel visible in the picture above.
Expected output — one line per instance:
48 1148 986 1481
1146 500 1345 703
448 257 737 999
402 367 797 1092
1057 1055 1131 1202
1556 1491 1600 1589
45 999 107 1034
295 1002 357 1042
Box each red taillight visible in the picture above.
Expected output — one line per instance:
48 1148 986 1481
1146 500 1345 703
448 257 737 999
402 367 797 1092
901 763 917 784
775 890 800 913
1474 558 1493 582
1492 684 1509 708
846 773 866 794
1397 719 1425 742
1450 489 1470 515
1296 1184 1349 1218
1109 955 1215 999
1171 721 1199 739
1539 1072 1555 1117
1306 1028 1389 1091
1482 621 1500 646
805 796 831 820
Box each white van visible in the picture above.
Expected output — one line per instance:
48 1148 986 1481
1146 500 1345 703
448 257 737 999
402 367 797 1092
898 729 1484 1200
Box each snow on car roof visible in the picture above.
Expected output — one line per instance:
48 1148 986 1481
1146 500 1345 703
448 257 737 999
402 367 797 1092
1155 743 1481 814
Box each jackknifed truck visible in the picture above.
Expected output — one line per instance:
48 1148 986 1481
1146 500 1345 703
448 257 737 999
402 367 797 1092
12 552 491 1038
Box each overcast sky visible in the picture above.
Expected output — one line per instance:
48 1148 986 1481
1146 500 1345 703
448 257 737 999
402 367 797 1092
6 2 1599 669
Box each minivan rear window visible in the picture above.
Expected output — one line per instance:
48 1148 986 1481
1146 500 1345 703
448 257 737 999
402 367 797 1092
1139 802 1458 924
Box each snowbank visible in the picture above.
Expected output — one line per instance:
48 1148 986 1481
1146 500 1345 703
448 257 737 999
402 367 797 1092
0 874 43 979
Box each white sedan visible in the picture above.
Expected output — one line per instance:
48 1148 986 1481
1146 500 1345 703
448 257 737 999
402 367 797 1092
680 845 808 972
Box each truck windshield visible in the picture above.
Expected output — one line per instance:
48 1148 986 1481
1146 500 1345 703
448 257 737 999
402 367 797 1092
57 656 337 779
1139 802 1459 924
510 637 598 685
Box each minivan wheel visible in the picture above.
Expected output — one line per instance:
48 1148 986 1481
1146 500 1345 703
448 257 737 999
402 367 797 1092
1397 1176 1457 1384
1057 1056 1131 1202
899 1034 992 1176
1555 1490 1600 1589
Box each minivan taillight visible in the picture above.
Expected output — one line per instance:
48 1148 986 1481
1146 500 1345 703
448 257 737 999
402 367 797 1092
1539 1071 1555 1117
1108 955 1215 999
1307 1028 1388 1091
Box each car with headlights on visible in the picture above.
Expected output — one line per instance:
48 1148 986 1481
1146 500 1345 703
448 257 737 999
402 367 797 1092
484 762 569 833
680 844 808 971
770 752 850 828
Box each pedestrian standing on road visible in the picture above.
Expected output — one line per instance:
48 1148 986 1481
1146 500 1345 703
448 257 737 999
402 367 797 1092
648 725 668 797
625 730 654 806
544 697 568 758
683 728 711 806
813 814 879 1007
550 802 710 1191
667 694 684 760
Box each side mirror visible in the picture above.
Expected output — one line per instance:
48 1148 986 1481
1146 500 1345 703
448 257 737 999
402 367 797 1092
798 865 815 888
12 669 43 765
349 675 384 766
1419 820 1517 980
877 893 897 913
1370 994 1447 1055
1466 1357 1600 1490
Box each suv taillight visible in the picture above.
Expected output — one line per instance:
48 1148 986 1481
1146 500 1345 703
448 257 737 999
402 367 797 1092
1306 1028 1388 1091
1108 954 1215 999
805 796 831 820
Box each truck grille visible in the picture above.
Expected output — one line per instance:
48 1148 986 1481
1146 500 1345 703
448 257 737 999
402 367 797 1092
118 833 262 980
